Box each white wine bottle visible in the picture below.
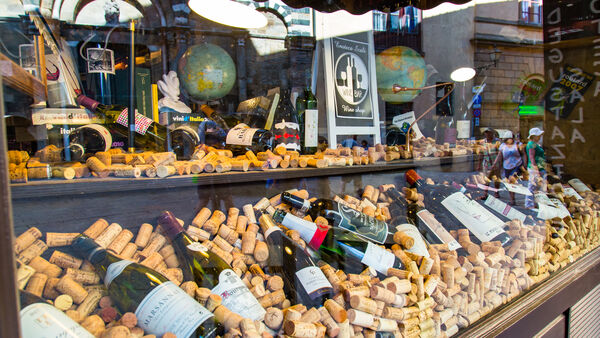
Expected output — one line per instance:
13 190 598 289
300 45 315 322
19 290 94 338
71 235 223 338
158 211 266 321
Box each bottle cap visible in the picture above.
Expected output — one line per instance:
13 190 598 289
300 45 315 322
76 95 100 111
405 170 422 185
157 211 184 239
308 223 330 250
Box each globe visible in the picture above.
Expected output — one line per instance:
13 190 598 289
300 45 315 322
376 46 427 103
177 43 236 101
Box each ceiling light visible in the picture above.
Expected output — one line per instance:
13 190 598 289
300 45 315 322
188 0 267 29
450 67 476 82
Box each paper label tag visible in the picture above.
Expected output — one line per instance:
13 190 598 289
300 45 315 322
416 210 461 251
503 182 532 196
295 266 332 299
337 203 389 244
21 303 95 338
484 195 527 223
116 109 153 135
361 242 396 275
535 195 570 219
226 124 258 146
300 199 311 213
135 282 213 337
477 183 499 192
211 269 266 321
104 260 134 286
395 223 430 258
87 48 115 74
441 192 506 243
305 109 318 147
568 178 591 193
281 213 318 245
562 186 583 200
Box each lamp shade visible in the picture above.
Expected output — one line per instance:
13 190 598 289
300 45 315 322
189 0 267 29
450 67 476 82
255 0 471 14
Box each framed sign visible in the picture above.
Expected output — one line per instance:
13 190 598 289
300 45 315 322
320 14 381 145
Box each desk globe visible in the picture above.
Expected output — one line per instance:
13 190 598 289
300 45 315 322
177 43 237 101
376 46 427 103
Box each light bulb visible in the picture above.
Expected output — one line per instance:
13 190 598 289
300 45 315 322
450 67 476 82
188 0 267 29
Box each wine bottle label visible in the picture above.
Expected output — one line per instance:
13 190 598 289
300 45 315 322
281 213 317 244
104 260 134 286
502 182 533 196
211 269 266 321
135 281 213 338
361 242 396 275
568 178 591 193
416 210 461 251
300 200 311 213
274 119 300 151
226 124 258 146
304 109 318 147
395 224 430 258
441 192 505 243
336 204 389 244
295 266 332 299
484 195 527 223
562 186 583 200
21 303 95 338
116 109 154 135
77 124 112 152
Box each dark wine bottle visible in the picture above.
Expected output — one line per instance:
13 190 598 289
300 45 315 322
71 235 223 338
62 124 112 161
406 169 512 246
281 191 395 245
256 209 333 308
157 211 266 321
272 89 301 152
272 209 409 276
19 290 94 338
76 94 199 159
302 87 318 154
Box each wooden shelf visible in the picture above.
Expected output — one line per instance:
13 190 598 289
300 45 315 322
10 155 474 199
0 52 45 101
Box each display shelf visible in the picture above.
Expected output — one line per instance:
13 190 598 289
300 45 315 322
9 155 474 199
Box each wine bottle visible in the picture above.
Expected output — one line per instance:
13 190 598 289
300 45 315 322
280 192 395 245
272 209 408 276
71 235 223 338
272 89 301 152
256 209 333 307
76 94 199 159
382 185 462 251
200 104 240 130
302 87 318 154
157 211 266 321
62 124 112 161
406 169 512 246
19 290 94 338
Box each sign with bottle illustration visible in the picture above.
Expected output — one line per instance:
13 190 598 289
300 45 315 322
336 203 389 244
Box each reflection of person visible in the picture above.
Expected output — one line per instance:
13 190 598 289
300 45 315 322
525 128 547 209
478 127 500 176
361 140 368 150
342 135 359 148
317 136 328 152
492 131 525 205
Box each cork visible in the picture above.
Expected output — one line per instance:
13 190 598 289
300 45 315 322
442 263 455 289
214 305 243 330
240 318 260 338
86 157 109 175
45 232 78 247
264 307 284 330
204 210 226 235
307 158 327 168
180 281 198 297
56 275 88 304
100 325 130 338
77 289 103 317
347 309 374 327
419 256 434 275
218 224 239 245
370 285 395 304
187 226 210 242
393 231 414 249
325 299 347 323
380 277 411 294
106 230 133 254
100 306 118 323
344 285 370 300
243 204 258 224
156 165 176 178
42 277 60 299
81 315 105 337
120 243 138 259
236 215 249 234
139 234 166 259
145 167 157 177
285 321 318 337
350 295 378 315
15 227 42 253
259 289 285 308
267 275 284 291
192 208 212 229
242 230 257 255
18 239 47 264
25 272 48 297
300 307 322 322
118 312 137 329
29 256 62 278
65 268 100 285
47 251 81 270
95 223 123 248
206 294 222 312
253 241 269 262
140 252 163 269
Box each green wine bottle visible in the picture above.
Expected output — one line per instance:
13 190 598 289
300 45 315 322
71 235 223 338
19 290 94 338
157 211 266 321
302 87 319 154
